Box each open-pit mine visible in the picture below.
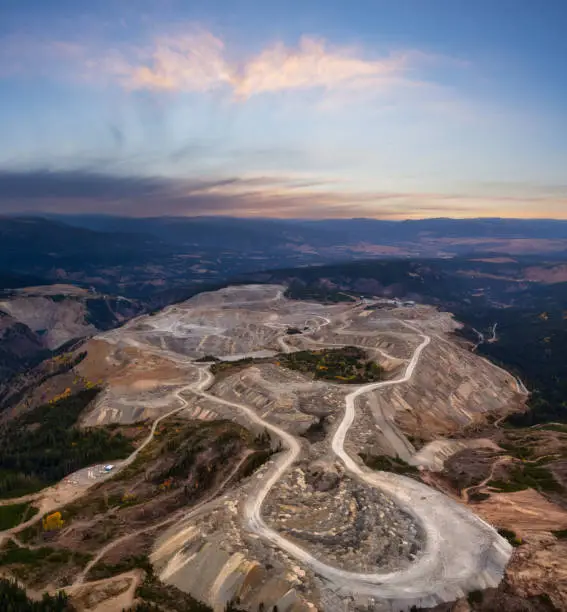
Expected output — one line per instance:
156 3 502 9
1 284 530 611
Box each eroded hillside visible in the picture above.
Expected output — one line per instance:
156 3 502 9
0 284 144 408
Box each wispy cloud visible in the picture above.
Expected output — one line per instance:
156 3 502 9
127 31 232 92
1 169 566 219
0 27 455 101
124 33 430 98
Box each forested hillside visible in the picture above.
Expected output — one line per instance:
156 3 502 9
0 389 133 498
0 578 72 610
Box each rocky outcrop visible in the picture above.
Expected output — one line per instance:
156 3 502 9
0 296 97 349
368 333 522 441
0 310 46 383
0 287 143 391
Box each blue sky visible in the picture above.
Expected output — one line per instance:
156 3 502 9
1 0 566 218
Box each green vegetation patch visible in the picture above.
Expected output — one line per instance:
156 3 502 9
210 356 271 378
467 313 567 429
87 554 153 581
487 479 529 493
467 590 484 605
0 541 69 567
0 539 91 587
284 282 355 304
0 502 39 530
135 571 213 612
488 462 563 495
497 528 523 547
281 347 384 384
0 577 72 611
194 355 220 363
498 439 535 461
150 422 274 492
34 418 275 544
359 453 419 476
237 450 274 480
538 424 567 434
0 389 134 498
209 347 384 385
113 418 264 486
552 528 567 539
468 491 491 503
0 540 90 567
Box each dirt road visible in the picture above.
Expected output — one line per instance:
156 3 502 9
193 325 511 610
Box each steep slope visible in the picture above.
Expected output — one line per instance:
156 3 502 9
0 285 145 408
0 311 47 383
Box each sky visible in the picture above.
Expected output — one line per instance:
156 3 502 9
1 0 567 219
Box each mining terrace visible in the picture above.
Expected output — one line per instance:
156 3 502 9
1 284 528 611
73 283 520 612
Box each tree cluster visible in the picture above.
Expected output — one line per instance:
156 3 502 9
0 578 72 611
0 389 133 498
281 347 384 383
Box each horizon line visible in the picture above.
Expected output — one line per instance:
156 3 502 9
4 213 567 223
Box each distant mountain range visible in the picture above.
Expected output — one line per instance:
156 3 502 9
42 213 567 251
2 214 567 297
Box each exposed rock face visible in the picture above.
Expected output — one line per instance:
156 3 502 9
211 364 346 436
0 290 141 350
263 466 423 574
416 440 500 473
0 287 143 390
505 532 567 610
151 494 317 612
424 532 567 611
0 296 97 349
0 310 46 382
368 330 521 441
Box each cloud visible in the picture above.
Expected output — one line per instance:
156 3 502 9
233 37 410 98
124 34 418 98
473 181 567 198
1 169 566 220
127 31 232 91
0 28 447 101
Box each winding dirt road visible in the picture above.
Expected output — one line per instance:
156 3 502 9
0 288 513 610
191 323 511 609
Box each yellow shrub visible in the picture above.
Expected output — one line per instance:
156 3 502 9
43 511 64 531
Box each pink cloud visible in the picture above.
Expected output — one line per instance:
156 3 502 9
0 27 465 105
231 37 409 98
126 31 232 92
114 31 434 98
